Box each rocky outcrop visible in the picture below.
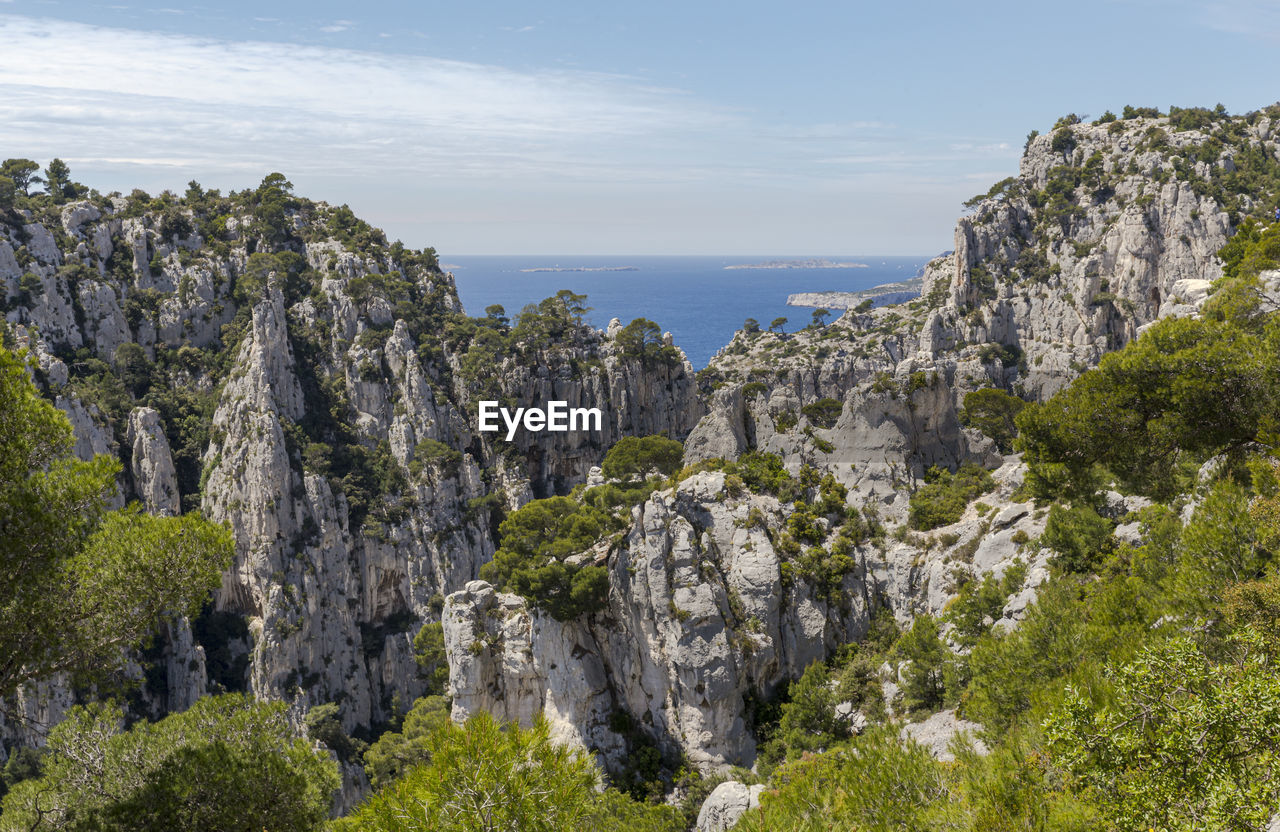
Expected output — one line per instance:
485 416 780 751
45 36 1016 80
445 471 884 771
128 407 179 515
696 781 766 832
7 111 1274 801
901 709 988 763
3 191 705 753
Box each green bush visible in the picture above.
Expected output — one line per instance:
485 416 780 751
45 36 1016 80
361 695 450 790
894 613 958 712
908 463 996 530
480 496 614 620
1042 503 1113 573
616 318 679 365
960 388 1026 453
336 712 596 832
0 695 338 831
601 435 684 481
800 397 843 428
726 451 800 501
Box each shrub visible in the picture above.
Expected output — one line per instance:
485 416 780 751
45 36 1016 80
894 613 958 712
0 695 338 831
616 318 679 365
602 435 684 481
336 713 596 832
479 492 629 621
1042 503 1113 574
727 451 800 501
908 463 996 530
800 397 843 428
960 388 1026 453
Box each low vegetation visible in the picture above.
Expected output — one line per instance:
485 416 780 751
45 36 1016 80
907 463 996 530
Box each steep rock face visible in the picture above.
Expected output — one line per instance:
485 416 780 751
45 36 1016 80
2 190 704 743
442 111 1271 775
128 407 180 515
698 113 1268 489
491 341 704 497
445 472 879 771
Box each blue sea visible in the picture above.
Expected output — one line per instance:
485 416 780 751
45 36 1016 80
446 255 933 368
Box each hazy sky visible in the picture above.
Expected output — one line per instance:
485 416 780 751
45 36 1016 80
0 1 1276 254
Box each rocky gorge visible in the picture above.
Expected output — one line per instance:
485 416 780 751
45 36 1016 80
3 105 1280 821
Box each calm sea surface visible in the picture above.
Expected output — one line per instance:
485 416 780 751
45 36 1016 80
446 255 933 368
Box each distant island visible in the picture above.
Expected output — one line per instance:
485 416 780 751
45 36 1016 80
724 258 868 270
519 266 639 273
787 276 924 310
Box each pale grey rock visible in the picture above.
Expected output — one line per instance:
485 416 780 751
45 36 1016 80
445 472 875 773
78 280 132 360
901 709 988 762
56 395 117 464
833 701 868 733
684 387 750 462
23 223 61 266
0 239 20 283
444 581 624 759
159 616 208 712
696 781 766 832
1114 521 1145 546
60 201 101 237
128 407 180 515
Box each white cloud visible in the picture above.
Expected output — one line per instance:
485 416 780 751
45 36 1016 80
0 14 719 180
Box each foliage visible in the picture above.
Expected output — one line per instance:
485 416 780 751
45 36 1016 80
1016 308 1278 500
306 703 367 765
0 158 41 195
908 463 996 530
616 317 680 365
586 788 685 832
734 726 947 832
1217 217 1280 281
960 387 1025 453
964 176 1018 208
362 695 451 791
412 621 450 694
1042 503 1114 574
0 695 338 831
601 434 684 481
800 397 843 428
0 347 232 696
1045 632 1280 831
479 496 611 620
895 614 958 712
771 661 855 756
724 450 800 501
944 565 1026 649
335 712 598 832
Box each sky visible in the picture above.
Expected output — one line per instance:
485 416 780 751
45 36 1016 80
0 1 1276 255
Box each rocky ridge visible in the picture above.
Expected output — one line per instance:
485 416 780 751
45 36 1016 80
0 182 700 749
441 108 1280 783
4 105 1279 812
